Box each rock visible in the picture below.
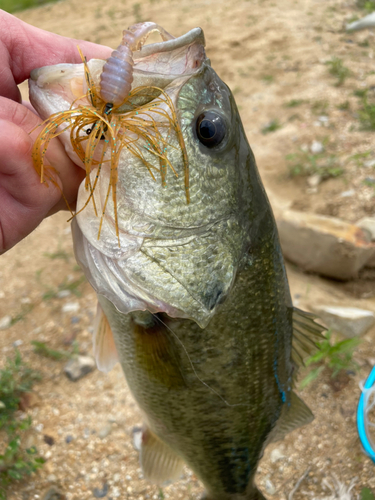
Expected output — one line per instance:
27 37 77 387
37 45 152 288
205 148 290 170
65 435 74 443
62 302 80 313
98 424 112 439
64 355 95 381
364 159 375 168
340 189 355 198
41 487 65 500
93 483 109 498
310 140 324 154
270 448 285 463
0 315 12 330
277 210 375 280
313 305 375 338
356 217 375 241
307 174 322 188
56 290 71 299
13 339 23 347
265 478 276 496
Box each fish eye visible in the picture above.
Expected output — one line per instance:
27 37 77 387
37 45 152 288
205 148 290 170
196 111 226 148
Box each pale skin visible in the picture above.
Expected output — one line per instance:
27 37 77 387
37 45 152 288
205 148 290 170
0 10 112 254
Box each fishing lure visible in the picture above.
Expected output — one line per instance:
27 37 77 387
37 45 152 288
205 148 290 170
32 23 189 245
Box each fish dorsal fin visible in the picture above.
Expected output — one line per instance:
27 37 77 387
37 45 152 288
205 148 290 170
269 391 314 443
93 302 119 373
292 307 326 368
140 427 184 485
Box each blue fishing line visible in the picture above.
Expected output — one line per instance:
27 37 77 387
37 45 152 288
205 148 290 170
357 365 375 463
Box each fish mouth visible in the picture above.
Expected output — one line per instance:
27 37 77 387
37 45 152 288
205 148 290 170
72 213 238 329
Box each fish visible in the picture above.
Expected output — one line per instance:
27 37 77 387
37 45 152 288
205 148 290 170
29 24 324 500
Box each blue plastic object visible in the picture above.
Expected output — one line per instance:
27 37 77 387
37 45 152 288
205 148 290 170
357 366 375 464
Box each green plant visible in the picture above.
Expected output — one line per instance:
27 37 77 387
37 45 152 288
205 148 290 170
300 331 360 388
326 57 351 86
0 0 59 13
0 351 44 498
286 148 343 179
356 90 375 131
261 75 274 84
361 488 375 500
337 101 350 111
357 0 375 13
284 99 306 108
261 119 281 134
31 341 78 361
311 99 329 116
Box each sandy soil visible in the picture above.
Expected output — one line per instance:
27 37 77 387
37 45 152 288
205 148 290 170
2 0 375 498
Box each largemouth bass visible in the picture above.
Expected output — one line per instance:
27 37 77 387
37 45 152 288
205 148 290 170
29 25 323 500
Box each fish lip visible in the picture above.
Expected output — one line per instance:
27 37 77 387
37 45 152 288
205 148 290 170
133 27 205 59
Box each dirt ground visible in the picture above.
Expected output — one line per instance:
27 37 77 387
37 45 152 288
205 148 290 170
2 0 375 498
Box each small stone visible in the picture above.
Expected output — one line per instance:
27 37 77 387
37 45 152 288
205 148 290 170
340 189 355 197
62 302 80 313
313 305 375 338
43 435 55 446
0 315 12 330
310 140 324 154
356 217 375 241
56 290 71 299
112 486 121 498
71 316 80 324
93 483 109 498
270 448 285 463
41 487 65 500
65 435 74 444
13 339 23 347
318 115 329 124
47 474 57 482
98 424 112 439
307 174 322 188
64 355 95 382
35 423 44 432
265 478 276 495
125 475 132 481
364 159 375 168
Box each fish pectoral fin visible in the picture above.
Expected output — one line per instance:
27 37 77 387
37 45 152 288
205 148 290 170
93 302 119 373
140 427 184 485
268 391 314 443
292 307 326 368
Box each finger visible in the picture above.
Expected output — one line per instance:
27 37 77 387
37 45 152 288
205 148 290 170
0 97 85 209
0 119 62 252
0 11 113 101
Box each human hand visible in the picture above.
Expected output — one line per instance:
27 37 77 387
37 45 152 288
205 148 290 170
0 10 112 253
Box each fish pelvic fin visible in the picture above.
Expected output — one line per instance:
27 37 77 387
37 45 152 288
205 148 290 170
292 307 326 370
268 391 314 443
140 427 184 485
93 302 119 373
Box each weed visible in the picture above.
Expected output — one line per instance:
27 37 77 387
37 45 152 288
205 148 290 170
311 100 329 116
261 75 274 84
286 148 343 179
326 57 351 86
357 0 375 13
356 89 375 131
361 488 375 500
348 149 373 166
284 99 306 108
0 351 44 498
31 341 77 361
359 39 370 48
158 489 165 500
261 119 281 134
44 248 70 262
300 331 360 388
337 100 350 111
0 0 59 13
42 275 86 301
133 3 142 23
